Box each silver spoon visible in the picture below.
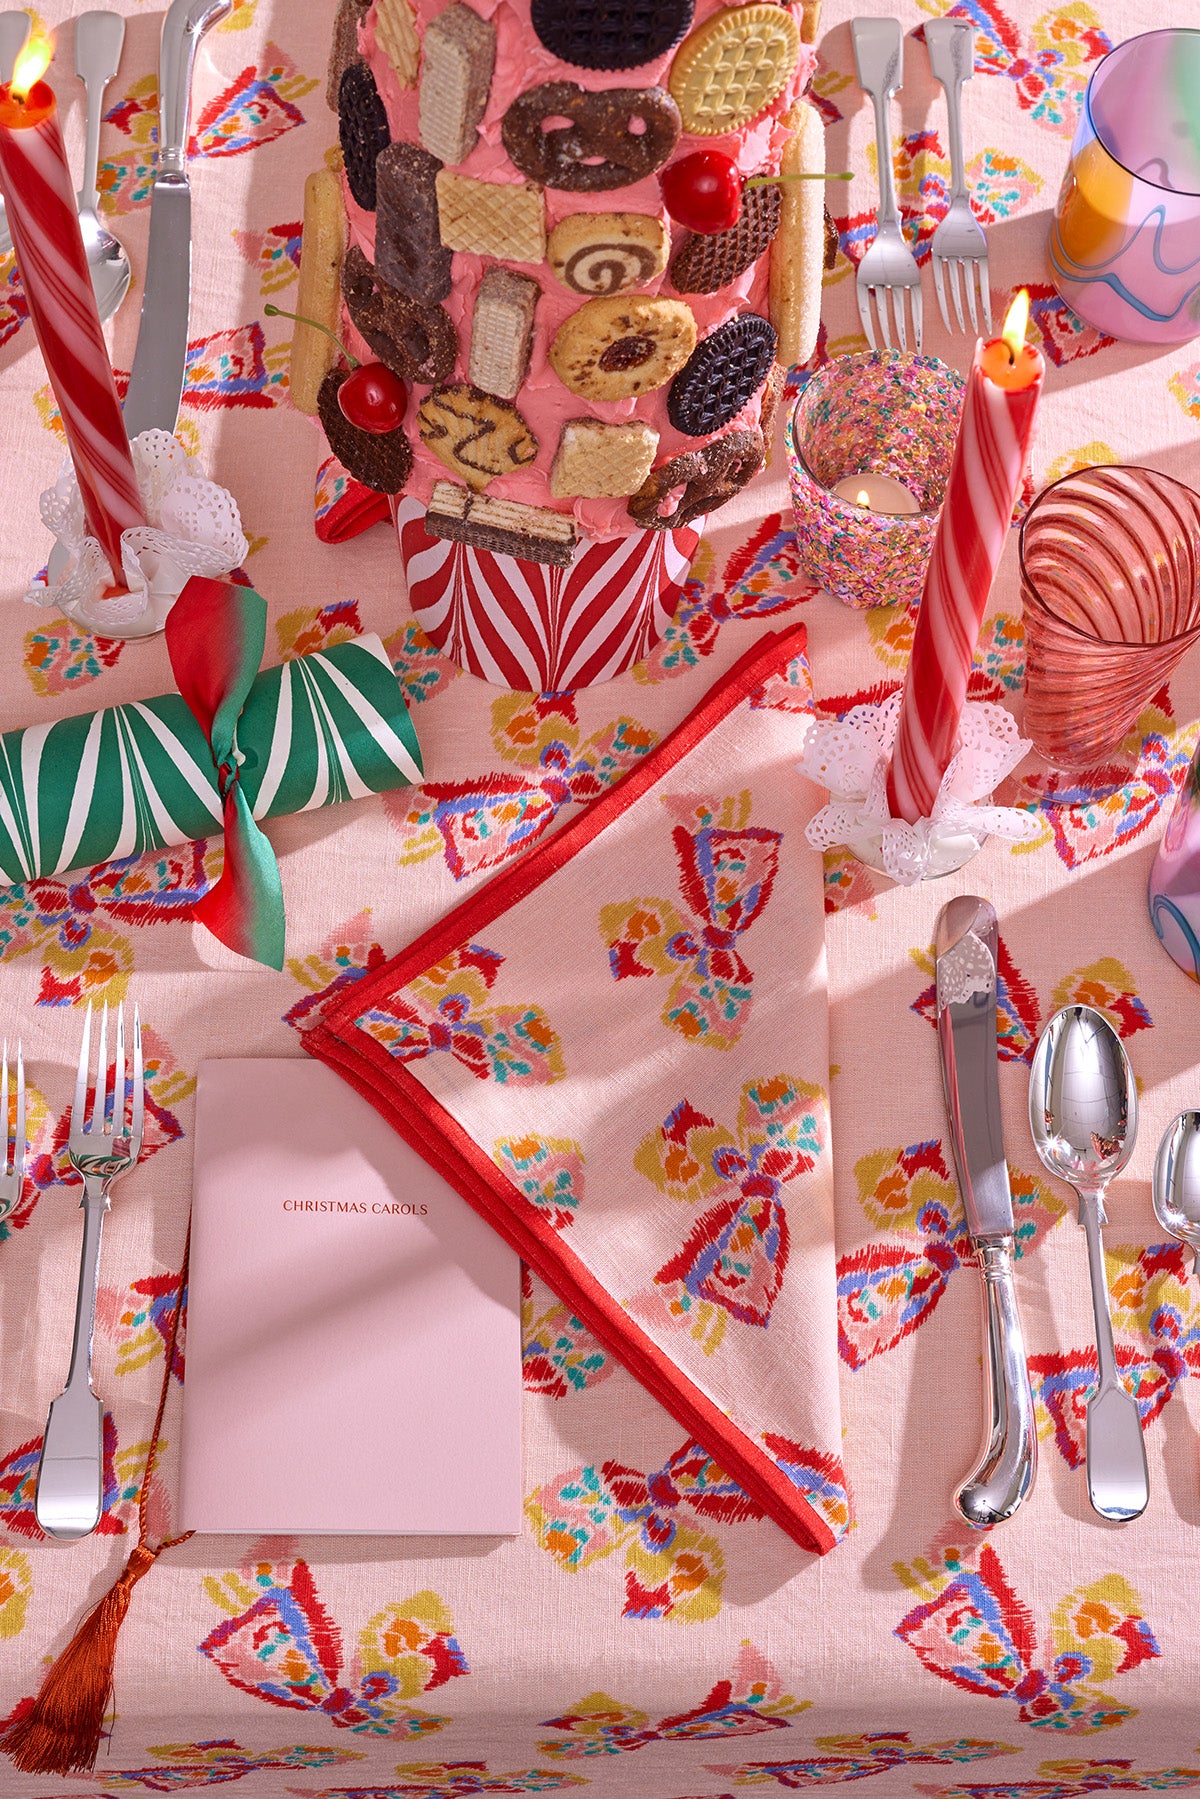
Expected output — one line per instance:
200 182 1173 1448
0 11 32 256
1153 1112 1200 1279
75 11 130 321
1029 1004 1150 1522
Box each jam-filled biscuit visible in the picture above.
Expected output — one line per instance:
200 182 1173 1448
342 245 458 386
667 313 777 435
417 383 539 491
549 294 696 401
530 0 694 71
669 4 801 135
548 211 670 295
502 81 680 191
628 429 764 529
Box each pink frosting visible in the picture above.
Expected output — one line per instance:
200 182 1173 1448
350 0 817 541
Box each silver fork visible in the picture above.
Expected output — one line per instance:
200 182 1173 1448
926 17 992 334
852 16 923 352
0 1040 26 1221
35 1002 144 1542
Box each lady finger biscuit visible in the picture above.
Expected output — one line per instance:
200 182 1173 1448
469 269 539 400
290 166 347 417
768 99 824 368
418 4 496 166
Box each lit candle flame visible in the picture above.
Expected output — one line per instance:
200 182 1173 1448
1002 289 1030 358
855 490 870 506
11 31 53 102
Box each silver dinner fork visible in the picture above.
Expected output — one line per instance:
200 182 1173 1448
926 17 992 334
35 1002 144 1542
0 1040 26 1221
852 16 923 352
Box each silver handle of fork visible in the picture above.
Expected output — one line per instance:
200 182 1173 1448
35 1176 110 1541
75 13 127 215
925 18 973 203
852 17 904 227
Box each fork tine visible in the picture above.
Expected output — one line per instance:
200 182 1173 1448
911 281 924 353
1 1042 8 1177
947 259 966 333
72 1001 92 1134
88 1002 108 1135
856 277 877 350
872 286 893 351
130 1007 144 1152
932 256 951 334
13 1042 25 1177
978 262 993 335
962 259 978 333
893 285 909 353
112 1005 125 1140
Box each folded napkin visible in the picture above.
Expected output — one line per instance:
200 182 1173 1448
307 625 848 1553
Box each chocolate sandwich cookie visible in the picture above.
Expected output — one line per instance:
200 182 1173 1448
628 428 764 529
502 81 680 191
341 245 458 386
374 142 453 304
667 313 777 436
530 0 694 71
670 182 781 294
318 367 413 494
337 61 391 211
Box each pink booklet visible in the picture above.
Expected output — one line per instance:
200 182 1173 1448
181 1059 522 1534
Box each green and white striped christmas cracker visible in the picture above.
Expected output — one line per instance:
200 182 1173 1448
0 633 422 887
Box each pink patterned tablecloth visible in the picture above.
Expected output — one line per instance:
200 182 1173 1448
3 2 1200 1795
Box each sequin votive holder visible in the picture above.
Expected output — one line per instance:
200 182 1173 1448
785 350 965 609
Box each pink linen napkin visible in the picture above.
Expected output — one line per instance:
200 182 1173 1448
306 625 848 1553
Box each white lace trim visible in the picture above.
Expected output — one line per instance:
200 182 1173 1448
799 692 1041 884
26 431 249 638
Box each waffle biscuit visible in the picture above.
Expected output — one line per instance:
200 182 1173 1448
768 100 824 367
667 313 776 435
373 0 420 86
548 211 670 295
550 419 660 498
670 181 780 294
338 61 392 210
289 166 347 416
376 143 453 302
549 294 696 401
418 4 496 166
426 481 577 567
628 428 764 529
326 0 366 113
417 383 539 491
668 4 801 135
342 244 458 385
435 171 547 261
530 0 693 71
318 367 413 494
469 269 539 400
502 82 680 191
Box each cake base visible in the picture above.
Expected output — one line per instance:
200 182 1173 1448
395 497 702 692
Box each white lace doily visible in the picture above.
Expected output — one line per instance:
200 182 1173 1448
26 430 249 638
800 692 1041 883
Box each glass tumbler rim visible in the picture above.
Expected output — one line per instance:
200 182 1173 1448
1085 27 1200 198
1019 461 1200 652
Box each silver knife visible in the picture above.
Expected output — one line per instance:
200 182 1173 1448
934 895 1037 1527
122 0 232 439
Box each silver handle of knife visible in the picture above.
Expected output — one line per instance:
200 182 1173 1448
158 0 231 175
955 1236 1038 1526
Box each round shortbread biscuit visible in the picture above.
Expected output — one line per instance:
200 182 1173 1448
548 212 670 295
549 295 696 401
668 4 801 136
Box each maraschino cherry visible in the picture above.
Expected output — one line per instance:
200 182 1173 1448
264 303 407 433
659 151 853 235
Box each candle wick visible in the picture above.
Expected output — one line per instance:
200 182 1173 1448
1005 342 1016 366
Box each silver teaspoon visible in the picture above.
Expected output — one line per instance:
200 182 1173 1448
1153 1112 1200 1279
0 11 32 255
1029 1004 1150 1522
75 11 131 321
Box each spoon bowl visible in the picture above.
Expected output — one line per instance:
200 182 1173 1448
79 206 131 321
1153 1111 1200 1278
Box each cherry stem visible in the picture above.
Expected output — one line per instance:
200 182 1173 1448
264 302 359 368
744 172 854 186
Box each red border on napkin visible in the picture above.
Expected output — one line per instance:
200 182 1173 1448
306 623 835 1554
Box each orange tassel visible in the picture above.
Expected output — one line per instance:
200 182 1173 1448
2 1543 162 1775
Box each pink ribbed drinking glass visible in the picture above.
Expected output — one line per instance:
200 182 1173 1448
1020 465 1200 767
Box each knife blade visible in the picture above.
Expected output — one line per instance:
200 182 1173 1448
122 0 232 440
934 894 1037 1527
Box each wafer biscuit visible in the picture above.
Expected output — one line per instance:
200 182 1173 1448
426 481 577 567
418 4 496 165
669 4 800 135
670 182 780 293
469 268 539 400
550 419 659 499
318 368 413 494
373 0 419 86
417 383 538 491
289 166 347 416
768 99 824 368
435 171 547 261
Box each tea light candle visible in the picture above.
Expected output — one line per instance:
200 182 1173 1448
830 474 922 516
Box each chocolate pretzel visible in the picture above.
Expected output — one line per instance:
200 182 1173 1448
501 81 680 191
342 245 458 387
628 429 764 530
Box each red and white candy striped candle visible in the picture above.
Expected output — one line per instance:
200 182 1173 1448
886 292 1044 825
0 34 145 585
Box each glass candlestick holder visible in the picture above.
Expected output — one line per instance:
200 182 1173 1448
785 350 965 610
